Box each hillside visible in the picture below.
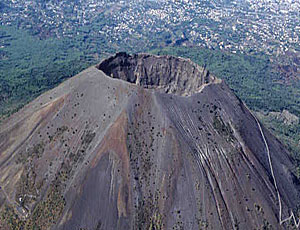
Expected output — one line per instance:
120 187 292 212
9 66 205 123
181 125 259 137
0 53 300 229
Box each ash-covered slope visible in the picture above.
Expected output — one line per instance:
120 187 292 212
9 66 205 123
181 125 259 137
0 53 300 230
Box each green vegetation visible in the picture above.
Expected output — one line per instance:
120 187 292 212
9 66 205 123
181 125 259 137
25 184 65 230
0 205 25 230
213 115 235 143
0 185 65 230
0 26 99 119
149 212 163 230
257 112 300 170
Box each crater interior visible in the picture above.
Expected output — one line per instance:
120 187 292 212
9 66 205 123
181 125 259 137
97 52 218 96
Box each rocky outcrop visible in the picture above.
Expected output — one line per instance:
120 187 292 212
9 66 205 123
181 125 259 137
269 109 299 125
98 52 219 96
0 53 300 230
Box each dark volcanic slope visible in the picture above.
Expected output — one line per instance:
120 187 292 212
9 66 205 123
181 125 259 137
1 53 300 230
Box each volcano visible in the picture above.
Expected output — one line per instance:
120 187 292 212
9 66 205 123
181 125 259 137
0 52 300 229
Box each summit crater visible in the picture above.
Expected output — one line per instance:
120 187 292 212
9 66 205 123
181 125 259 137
97 52 219 96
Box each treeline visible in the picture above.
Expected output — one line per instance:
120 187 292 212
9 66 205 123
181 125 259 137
0 26 97 118
0 58 91 117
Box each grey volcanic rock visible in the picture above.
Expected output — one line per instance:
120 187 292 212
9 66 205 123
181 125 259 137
0 53 300 229
98 52 218 96
269 109 299 125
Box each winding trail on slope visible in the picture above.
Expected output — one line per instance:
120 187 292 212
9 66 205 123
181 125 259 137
246 103 300 228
